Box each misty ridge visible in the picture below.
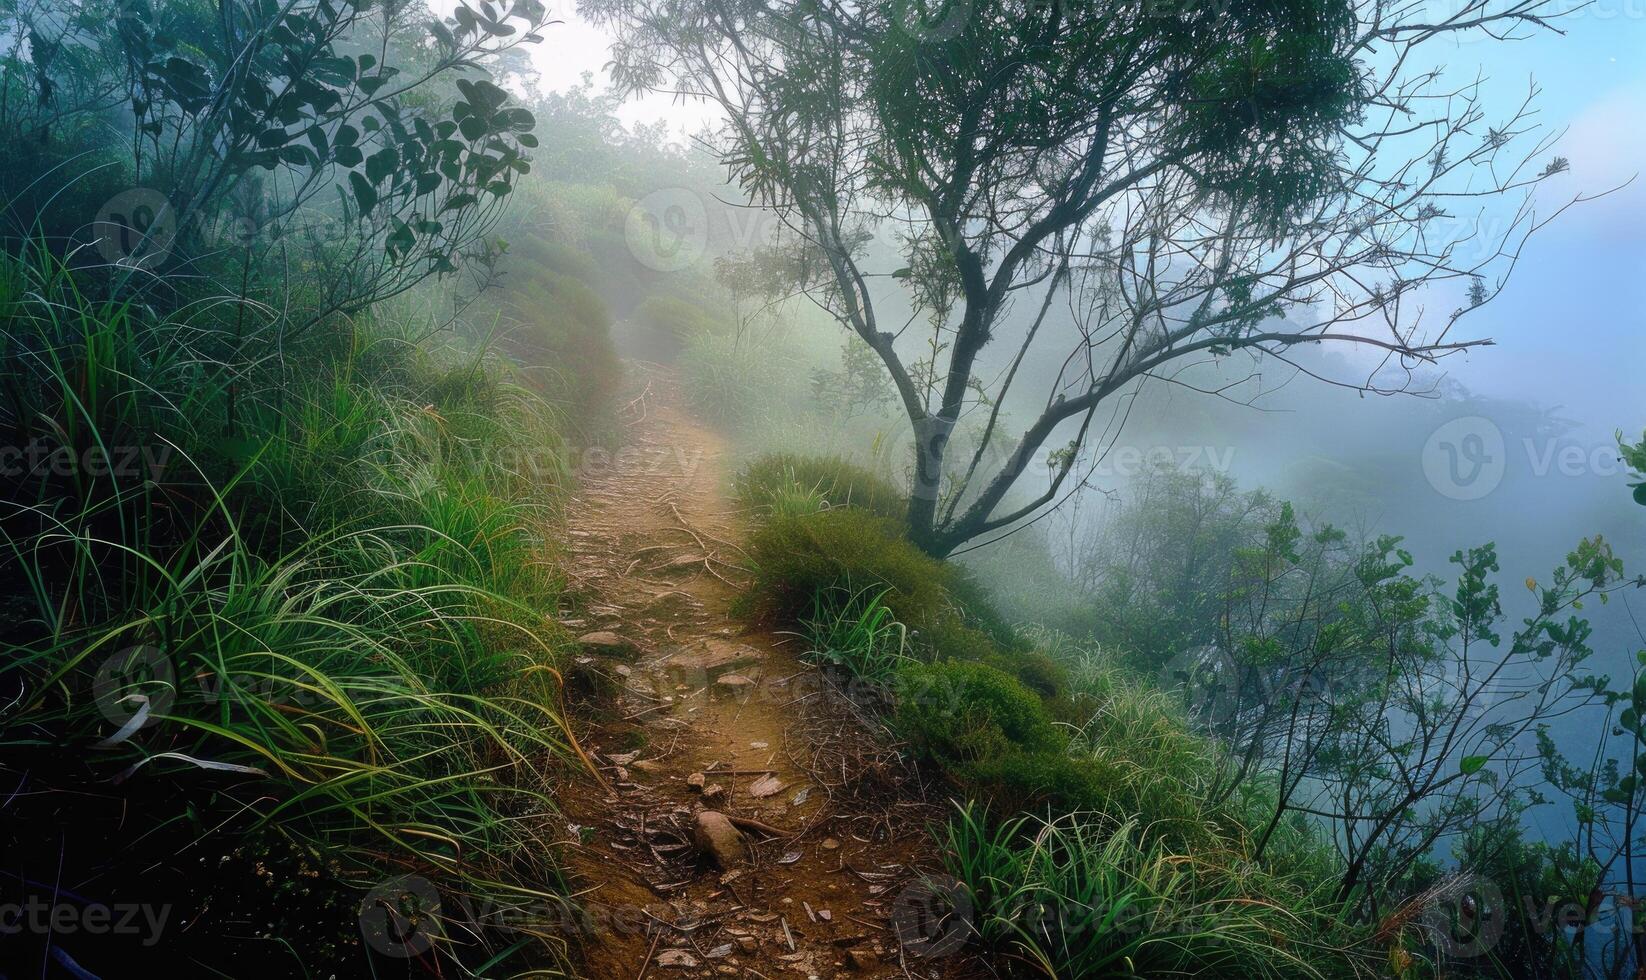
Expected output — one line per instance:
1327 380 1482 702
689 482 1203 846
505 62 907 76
1 1 1643 979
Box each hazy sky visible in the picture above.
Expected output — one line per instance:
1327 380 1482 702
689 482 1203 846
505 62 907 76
516 1 1644 438
504 0 1646 848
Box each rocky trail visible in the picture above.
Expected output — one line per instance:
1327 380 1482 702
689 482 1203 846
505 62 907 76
552 364 979 980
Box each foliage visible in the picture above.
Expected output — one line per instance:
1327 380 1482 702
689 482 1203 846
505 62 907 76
0 0 597 961
1526 650 1646 978
1623 430 1646 505
0 244 582 972
942 803 1365 979
588 0 1575 554
796 585 911 685
741 506 952 629
1058 462 1282 672
895 659 1063 760
3 0 547 325
1055 458 1645 920
735 452 908 521
731 460 1417 972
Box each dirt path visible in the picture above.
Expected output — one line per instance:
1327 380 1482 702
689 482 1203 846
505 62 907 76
554 364 977 980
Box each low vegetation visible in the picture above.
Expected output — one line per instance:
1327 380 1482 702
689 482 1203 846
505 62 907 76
727 447 1641 979
942 804 1361 979
2 0 1633 976
1 245 581 973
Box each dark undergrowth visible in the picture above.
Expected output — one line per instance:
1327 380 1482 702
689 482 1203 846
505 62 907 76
0 244 592 976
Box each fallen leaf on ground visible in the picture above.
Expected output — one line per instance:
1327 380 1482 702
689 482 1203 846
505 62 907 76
748 774 784 798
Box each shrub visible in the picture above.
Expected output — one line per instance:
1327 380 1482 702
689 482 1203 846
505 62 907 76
0 258 582 973
742 506 950 627
735 452 908 521
894 659 1063 762
942 803 1363 979
797 585 911 684
918 616 1002 663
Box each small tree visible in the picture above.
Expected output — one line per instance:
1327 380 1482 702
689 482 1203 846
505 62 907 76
3 0 548 328
585 0 1587 554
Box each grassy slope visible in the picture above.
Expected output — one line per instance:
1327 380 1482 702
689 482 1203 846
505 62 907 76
0 242 592 974
716 450 1378 979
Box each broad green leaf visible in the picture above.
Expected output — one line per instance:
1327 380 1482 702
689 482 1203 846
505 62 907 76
349 171 377 213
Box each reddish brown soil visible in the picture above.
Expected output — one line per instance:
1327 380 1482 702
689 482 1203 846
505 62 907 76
552 365 980 980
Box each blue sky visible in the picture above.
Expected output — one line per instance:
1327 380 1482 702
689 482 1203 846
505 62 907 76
526 2 1644 436
1439 2 1646 435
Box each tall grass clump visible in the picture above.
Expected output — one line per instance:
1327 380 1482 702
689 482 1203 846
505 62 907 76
735 452 908 521
796 585 912 684
942 803 1365 979
742 506 952 626
0 246 584 975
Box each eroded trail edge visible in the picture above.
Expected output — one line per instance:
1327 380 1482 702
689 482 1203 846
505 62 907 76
554 365 974 980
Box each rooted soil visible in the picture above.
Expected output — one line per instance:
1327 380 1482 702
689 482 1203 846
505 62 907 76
553 365 980 980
